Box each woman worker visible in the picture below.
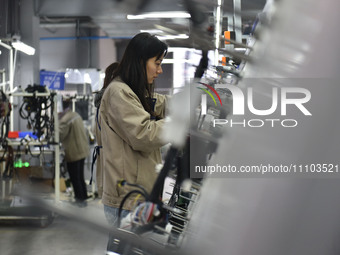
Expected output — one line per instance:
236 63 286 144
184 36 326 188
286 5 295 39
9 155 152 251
95 32 169 251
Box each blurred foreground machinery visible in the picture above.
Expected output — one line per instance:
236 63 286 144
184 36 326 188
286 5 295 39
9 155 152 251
101 0 340 254
180 0 340 255
5 0 340 254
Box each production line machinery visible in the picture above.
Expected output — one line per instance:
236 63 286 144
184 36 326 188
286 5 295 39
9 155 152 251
1 0 339 254
0 85 58 227
92 0 340 254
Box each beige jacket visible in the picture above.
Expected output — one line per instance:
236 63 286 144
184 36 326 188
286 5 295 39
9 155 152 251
59 110 90 162
98 78 168 210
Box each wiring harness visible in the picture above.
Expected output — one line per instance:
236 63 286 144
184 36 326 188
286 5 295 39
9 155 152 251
0 90 11 161
18 85 54 141
117 147 180 233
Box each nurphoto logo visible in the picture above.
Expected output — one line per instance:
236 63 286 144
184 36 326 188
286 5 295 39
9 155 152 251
198 83 312 128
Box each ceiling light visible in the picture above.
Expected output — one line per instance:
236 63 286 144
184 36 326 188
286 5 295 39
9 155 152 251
234 48 247 51
127 11 191 20
139 29 164 34
84 73 92 84
156 34 189 40
12 41 35 55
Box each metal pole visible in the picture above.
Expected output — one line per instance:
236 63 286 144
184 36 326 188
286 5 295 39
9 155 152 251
9 48 14 131
234 0 242 43
0 70 5 89
214 0 224 66
53 93 60 203
72 98 76 112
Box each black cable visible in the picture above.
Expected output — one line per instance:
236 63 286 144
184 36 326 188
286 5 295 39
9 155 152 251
194 50 209 79
0 142 8 162
2 146 14 180
117 190 147 227
117 180 149 199
0 90 11 162
0 90 10 139
117 147 179 232
18 85 54 140
27 144 43 158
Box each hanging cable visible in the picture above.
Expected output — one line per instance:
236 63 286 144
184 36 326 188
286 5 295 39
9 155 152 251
18 84 54 141
0 90 11 162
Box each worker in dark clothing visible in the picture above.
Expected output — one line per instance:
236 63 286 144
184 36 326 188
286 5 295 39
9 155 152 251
59 99 90 207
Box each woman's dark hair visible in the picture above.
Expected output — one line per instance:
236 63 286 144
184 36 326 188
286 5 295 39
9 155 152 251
103 62 119 89
110 32 168 115
62 98 72 110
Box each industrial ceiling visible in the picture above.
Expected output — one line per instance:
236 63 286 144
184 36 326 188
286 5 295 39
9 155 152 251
36 0 267 41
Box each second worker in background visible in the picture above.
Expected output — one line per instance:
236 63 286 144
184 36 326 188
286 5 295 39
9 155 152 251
59 99 90 207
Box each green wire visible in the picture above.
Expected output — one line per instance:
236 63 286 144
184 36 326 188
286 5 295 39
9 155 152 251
197 87 217 106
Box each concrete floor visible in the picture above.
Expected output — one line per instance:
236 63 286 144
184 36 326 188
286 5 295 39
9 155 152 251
0 195 109 255
0 176 179 255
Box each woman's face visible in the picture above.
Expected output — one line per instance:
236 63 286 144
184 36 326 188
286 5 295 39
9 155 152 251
146 55 164 84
